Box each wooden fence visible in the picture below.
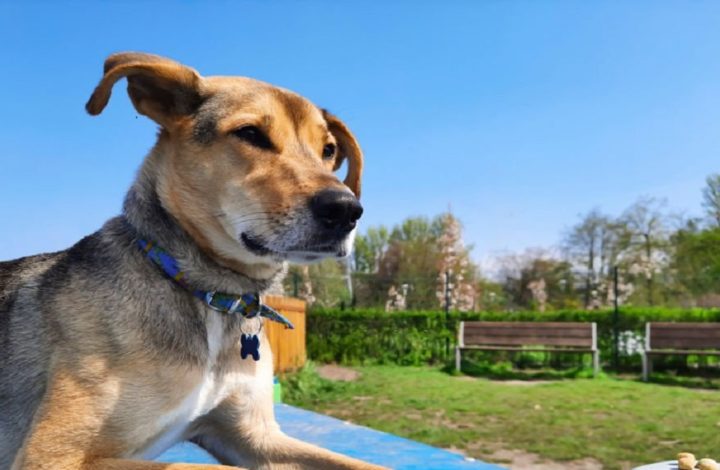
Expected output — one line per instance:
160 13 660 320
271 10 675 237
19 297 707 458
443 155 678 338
264 295 307 373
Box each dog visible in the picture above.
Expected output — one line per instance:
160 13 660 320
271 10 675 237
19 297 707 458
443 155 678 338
0 52 385 470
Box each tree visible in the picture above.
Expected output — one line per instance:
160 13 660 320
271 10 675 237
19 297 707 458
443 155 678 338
672 226 720 304
620 197 669 306
353 226 389 273
352 213 479 310
435 213 477 311
496 249 575 310
389 216 441 243
475 279 506 311
526 278 548 312
563 209 620 308
702 174 720 227
351 216 440 309
383 217 439 309
284 260 349 308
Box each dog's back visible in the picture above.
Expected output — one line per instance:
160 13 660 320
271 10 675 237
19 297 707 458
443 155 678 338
0 252 63 467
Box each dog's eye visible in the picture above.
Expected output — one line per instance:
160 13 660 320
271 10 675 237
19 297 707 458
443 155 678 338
322 143 336 160
232 126 274 150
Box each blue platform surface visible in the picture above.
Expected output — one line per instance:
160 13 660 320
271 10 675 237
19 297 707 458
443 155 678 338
157 403 503 469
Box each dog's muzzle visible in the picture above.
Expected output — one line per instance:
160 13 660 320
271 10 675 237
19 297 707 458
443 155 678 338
238 190 362 260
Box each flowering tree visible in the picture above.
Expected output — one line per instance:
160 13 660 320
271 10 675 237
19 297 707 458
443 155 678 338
599 276 635 307
435 213 476 311
620 197 670 306
385 284 409 312
563 209 622 308
527 278 548 312
298 265 316 305
495 249 575 310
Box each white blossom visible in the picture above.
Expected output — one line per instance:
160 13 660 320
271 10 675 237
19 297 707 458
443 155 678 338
385 284 408 312
527 278 548 312
298 265 316 305
436 213 476 311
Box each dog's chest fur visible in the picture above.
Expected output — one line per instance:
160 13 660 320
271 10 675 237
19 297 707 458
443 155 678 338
133 312 271 460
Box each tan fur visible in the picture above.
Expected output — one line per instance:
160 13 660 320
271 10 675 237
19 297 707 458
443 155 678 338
7 52 381 470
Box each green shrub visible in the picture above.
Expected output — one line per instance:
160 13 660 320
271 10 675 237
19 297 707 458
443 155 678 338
307 307 720 369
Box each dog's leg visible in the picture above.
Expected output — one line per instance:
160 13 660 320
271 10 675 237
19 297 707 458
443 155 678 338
193 394 387 470
87 460 241 470
15 456 242 470
59 462 239 470
13 371 243 470
16 420 244 470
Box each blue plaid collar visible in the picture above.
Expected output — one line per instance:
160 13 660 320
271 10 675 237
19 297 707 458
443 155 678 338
137 239 294 330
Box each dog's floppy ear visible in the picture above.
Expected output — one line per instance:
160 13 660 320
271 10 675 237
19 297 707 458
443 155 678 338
323 110 364 198
86 52 202 129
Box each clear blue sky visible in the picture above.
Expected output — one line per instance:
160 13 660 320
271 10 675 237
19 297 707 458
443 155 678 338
2 2 719 269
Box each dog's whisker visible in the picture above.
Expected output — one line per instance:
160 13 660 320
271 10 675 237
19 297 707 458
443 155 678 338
215 202 287 218
228 217 276 227
227 209 286 220
228 213 272 221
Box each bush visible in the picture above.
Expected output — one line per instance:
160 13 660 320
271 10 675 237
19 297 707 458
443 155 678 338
307 307 720 369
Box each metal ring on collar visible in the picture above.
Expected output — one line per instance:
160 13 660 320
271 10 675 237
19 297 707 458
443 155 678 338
240 316 263 335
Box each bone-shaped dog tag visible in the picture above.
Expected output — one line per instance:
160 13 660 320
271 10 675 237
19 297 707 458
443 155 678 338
240 334 260 361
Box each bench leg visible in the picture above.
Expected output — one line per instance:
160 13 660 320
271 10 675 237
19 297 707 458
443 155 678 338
455 347 461 372
642 353 650 382
592 350 599 377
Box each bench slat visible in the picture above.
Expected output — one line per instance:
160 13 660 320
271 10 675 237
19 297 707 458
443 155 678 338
648 322 720 350
463 334 593 348
647 349 720 356
651 329 720 339
463 326 592 338
460 346 594 353
651 338 720 349
651 322 720 330
461 322 594 348
463 321 590 329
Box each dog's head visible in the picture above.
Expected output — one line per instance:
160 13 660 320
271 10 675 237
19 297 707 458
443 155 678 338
87 52 363 271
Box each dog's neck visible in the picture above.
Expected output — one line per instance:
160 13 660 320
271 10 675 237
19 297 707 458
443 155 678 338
122 153 283 295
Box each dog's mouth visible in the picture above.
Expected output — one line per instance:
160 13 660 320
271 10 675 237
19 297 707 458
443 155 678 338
241 233 273 256
241 232 348 259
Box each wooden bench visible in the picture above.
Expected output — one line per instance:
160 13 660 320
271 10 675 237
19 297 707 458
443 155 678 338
455 321 599 376
642 322 720 381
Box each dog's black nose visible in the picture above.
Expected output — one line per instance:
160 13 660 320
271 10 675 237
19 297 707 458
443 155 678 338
310 189 363 232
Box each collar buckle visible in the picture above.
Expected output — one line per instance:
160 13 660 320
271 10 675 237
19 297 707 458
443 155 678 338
204 291 225 313
228 297 243 314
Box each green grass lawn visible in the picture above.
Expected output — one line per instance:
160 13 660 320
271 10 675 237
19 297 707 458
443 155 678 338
281 364 720 469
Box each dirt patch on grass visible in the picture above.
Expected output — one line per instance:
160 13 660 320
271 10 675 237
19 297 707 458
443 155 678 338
317 364 360 382
485 449 603 470
455 442 606 470
455 376 553 386
495 380 553 386
454 375 481 382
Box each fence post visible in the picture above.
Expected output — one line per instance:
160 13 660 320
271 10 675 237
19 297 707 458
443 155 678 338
292 271 300 298
612 266 620 370
445 270 451 359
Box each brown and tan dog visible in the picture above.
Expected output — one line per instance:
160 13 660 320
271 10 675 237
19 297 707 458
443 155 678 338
0 53 384 470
